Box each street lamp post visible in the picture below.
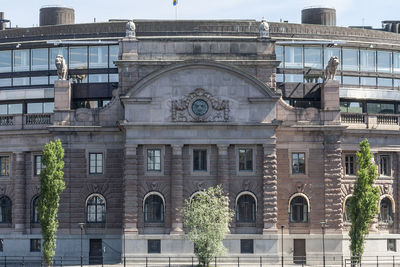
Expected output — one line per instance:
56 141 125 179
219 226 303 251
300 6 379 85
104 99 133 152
281 225 284 267
123 225 126 267
78 223 85 267
320 221 326 267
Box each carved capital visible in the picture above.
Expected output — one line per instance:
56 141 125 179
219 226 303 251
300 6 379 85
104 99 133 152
171 144 183 155
217 144 229 155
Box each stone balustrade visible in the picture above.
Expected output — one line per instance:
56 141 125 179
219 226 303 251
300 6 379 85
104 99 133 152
341 112 400 129
0 113 53 130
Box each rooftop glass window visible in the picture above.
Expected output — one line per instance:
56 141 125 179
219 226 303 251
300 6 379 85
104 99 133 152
377 51 392 73
0 51 11 73
394 52 400 74
31 76 49 86
50 48 68 70
378 78 393 88
89 74 108 83
109 45 118 68
394 79 400 90
304 47 322 69
324 47 341 70
342 48 359 71
284 46 302 68
367 103 394 114
360 77 376 87
276 46 283 68
13 49 30 72
0 78 11 87
89 46 108 69
31 48 49 71
360 50 376 72
109 73 118 83
69 46 87 69
0 104 22 115
13 77 29 86
285 74 303 83
342 76 359 86
340 101 363 113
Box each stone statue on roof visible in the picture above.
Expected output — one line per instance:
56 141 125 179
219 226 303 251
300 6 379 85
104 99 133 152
126 20 136 38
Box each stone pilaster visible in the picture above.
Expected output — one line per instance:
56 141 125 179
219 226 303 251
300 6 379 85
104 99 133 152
13 152 26 232
170 145 184 234
323 134 343 232
262 143 278 233
123 145 138 233
217 145 230 194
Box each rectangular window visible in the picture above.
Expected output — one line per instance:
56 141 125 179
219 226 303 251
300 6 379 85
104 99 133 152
34 155 43 176
31 48 49 71
89 46 108 69
378 78 393 88
0 239 3 252
380 155 390 176
360 50 376 72
388 239 396 252
0 51 11 73
240 239 254 254
89 153 103 174
284 46 303 68
0 78 11 87
31 76 49 86
13 77 30 86
276 46 283 68
148 240 161 254
394 52 400 73
239 149 253 171
88 74 108 83
377 51 392 73
13 49 30 72
345 155 355 175
109 45 119 68
360 77 376 87
367 103 394 114
69 46 88 69
285 74 303 83
292 153 305 174
342 76 360 86
340 101 363 113
342 48 359 71
304 47 322 69
30 239 41 252
147 149 161 171
193 149 207 171
0 156 9 176
109 73 118 83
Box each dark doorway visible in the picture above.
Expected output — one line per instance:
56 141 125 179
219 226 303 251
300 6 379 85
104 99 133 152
293 239 306 264
89 239 103 265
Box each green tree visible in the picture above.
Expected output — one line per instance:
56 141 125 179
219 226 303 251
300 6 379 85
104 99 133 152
182 186 233 267
38 139 66 266
348 139 380 263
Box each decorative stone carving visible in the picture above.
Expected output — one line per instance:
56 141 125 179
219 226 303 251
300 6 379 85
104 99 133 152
171 88 229 122
55 55 68 80
259 19 270 38
126 20 136 38
379 184 393 195
262 144 278 232
324 56 339 80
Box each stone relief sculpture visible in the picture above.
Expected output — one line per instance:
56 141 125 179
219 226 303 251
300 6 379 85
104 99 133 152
325 56 339 80
55 55 68 80
126 20 136 38
259 18 270 38
171 88 229 122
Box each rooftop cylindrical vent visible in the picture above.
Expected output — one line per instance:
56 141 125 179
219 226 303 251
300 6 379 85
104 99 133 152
40 6 75 26
301 7 336 26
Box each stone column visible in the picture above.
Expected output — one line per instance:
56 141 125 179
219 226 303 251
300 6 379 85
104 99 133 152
323 133 343 232
123 145 138 233
170 145 184 234
262 143 278 233
217 145 230 194
13 152 26 232
54 80 71 110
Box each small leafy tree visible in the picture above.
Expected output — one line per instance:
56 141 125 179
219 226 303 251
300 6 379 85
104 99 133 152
38 139 66 266
182 186 233 267
349 139 380 263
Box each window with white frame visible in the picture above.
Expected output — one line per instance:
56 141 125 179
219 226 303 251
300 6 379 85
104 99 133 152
89 153 103 174
147 149 161 172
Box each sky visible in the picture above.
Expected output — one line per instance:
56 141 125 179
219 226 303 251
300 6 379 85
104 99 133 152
1 0 399 29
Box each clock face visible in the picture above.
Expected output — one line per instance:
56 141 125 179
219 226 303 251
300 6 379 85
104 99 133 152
191 99 209 116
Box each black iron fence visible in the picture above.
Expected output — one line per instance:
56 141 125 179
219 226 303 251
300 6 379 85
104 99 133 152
0 255 399 267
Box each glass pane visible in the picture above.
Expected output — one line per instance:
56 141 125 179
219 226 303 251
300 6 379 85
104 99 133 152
285 74 303 83
43 102 54 113
276 73 283 83
13 49 30 72
377 51 391 73
340 101 363 113
378 78 392 87
394 52 400 73
0 51 11 73
50 48 68 70
31 48 49 71
109 45 118 68
360 50 376 72
276 46 283 68
0 78 11 87
324 48 341 69
284 46 302 68
89 74 108 83
69 47 88 69
8 104 22 114
360 77 376 87
31 76 48 85
342 48 358 71
109 73 118 82
13 77 30 86
394 79 400 90
27 103 43 114
89 46 108 68
49 76 58 84
367 103 394 114
304 47 322 69
342 76 359 86
0 105 6 114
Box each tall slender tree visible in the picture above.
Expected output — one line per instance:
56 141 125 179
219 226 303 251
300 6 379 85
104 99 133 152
349 139 380 263
38 139 66 266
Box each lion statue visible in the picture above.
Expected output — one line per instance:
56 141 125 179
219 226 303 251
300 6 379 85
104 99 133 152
325 56 339 80
55 55 68 80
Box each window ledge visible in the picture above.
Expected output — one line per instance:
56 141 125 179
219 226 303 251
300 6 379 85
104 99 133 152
144 222 164 227
236 222 256 227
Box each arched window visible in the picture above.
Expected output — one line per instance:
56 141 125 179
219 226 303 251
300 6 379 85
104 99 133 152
236 194 256 223
32 196 40 223
144 194 164 223
379 197 393 223
290 196 308 223
343 196 352 222
0 196 11 223
86 194 106 223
